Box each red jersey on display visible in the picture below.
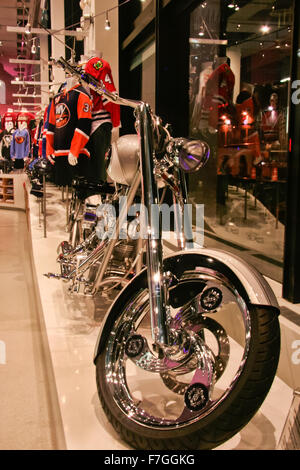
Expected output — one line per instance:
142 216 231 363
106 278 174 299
17 111 35 128
203 63 235 128
205 63 235 104
17 111 36 140
46 84 92 159
1 111 17 130
84 57 120 132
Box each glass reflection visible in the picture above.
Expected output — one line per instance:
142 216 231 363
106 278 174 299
189 0 292 282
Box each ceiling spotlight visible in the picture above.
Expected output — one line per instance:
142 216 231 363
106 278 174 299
228 2 235 7
105 11 111 30
235 4 240 10
261 25 270 33
199 25 205 37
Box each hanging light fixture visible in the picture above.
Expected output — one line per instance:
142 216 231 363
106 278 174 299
31 38 37 54
261 25 270 33
25 17 31 35
198 25 205 37
105 11 111 30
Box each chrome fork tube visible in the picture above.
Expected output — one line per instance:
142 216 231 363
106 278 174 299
179 170 194 250
137 103 169 346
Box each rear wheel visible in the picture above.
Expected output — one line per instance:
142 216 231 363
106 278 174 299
95 254 280 450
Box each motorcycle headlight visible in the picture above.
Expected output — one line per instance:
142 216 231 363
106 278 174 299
166 138 210 173
178 139 210 173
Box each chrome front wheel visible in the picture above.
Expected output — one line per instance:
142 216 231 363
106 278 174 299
95 253 280 449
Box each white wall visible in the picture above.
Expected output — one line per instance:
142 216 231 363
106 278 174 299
85 0 119 92
50 0 66 85
227 46 241 103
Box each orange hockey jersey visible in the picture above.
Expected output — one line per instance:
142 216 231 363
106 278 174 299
46 84 92 159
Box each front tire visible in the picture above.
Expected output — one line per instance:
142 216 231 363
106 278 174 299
95 254 280 450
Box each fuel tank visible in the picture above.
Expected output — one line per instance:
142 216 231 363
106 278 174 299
107 134 140 186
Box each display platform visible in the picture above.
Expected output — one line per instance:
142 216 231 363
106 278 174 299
27 181 299 450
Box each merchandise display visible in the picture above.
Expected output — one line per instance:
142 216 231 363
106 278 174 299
10 127 30 170
201 57 235 130
84 56 121 183
1 0 299 454
43 60 281 451
46 77 93 186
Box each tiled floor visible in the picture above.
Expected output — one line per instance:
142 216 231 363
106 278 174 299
0 208 65 450
29 182 299 450
0 178 299 450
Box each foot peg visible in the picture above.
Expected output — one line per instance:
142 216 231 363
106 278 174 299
44 272 63 279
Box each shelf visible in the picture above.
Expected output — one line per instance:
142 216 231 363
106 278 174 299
0 176 14 204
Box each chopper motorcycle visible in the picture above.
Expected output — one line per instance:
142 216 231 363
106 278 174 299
53 58 280 450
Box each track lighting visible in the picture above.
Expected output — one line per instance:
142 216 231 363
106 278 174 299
105 11 111 30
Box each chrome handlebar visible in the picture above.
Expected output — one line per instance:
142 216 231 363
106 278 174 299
56 57 142 109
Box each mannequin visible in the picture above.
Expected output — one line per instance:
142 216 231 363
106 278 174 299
65 75 83 166
0 109 16 164
191 61 213 132
1 109 17 132
46 76 92 187
10 117 30 172
65 75 79 93
84 55 120 183
261 92 283 147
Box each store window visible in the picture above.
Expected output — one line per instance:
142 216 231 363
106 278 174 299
189 0 293 282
